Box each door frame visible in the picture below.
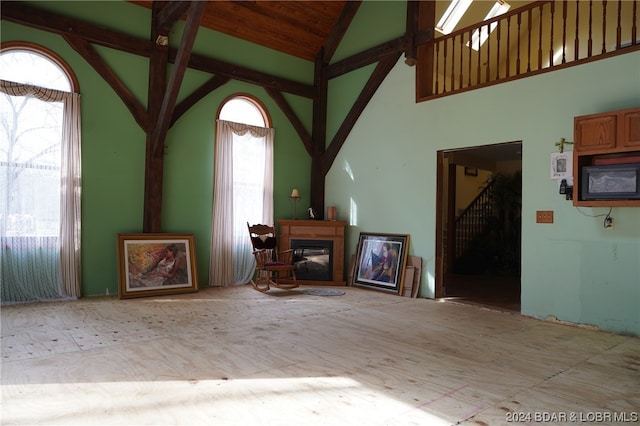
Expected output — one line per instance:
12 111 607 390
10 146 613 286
435 142 523 300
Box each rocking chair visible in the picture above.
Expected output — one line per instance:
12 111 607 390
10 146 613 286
247 223 298 292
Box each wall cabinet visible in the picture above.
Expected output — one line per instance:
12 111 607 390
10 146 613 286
573 106 640 207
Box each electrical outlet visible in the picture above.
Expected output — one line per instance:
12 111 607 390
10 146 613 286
604 217 614 229
536 210 554 223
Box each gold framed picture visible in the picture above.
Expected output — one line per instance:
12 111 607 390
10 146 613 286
117 233 198 299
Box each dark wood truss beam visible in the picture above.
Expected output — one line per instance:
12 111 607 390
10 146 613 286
172 75 231 126
1 1 151 57
323 1 361 62
321 52 401 176
152 1 207 154
156 1 191 32
181 52 315 99
309 48 329 216
327 36 407 79
143 2 170 233
326 29 431 80
306 0 420 215
265 87 313 157
3 0 419 225
405 0 420 65
416 1 436 100
63 34 148 130
0 2 314 99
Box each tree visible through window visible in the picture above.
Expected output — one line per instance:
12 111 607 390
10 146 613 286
1 50 69 236
0 45 82 302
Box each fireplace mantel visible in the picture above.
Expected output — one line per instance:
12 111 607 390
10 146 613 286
278 220 346 286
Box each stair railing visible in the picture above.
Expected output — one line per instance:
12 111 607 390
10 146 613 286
454 179 496 259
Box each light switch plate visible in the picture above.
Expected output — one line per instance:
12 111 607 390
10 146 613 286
536 210 554 223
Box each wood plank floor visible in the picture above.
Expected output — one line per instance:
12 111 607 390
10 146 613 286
443 274 521 313
1 285 638 425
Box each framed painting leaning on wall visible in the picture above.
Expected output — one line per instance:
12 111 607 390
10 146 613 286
117 233 198 299
352 233 410 294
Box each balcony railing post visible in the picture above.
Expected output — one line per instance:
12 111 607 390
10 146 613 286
419 0 639 102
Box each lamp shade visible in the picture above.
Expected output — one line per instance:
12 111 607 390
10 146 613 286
290 188 300 198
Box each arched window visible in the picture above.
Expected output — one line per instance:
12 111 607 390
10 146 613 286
219 96 268 126
0 44 82 302
209 95 274 286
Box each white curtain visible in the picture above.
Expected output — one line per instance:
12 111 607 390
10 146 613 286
0 80 82 302
209 120 273 286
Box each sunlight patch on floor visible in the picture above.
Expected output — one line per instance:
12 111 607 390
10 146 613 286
2 377 453 425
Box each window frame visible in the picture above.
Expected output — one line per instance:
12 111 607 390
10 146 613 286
217 93 271 128
1 41 80 92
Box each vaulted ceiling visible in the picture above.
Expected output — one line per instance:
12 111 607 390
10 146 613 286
2 0 540 230
129 1 351 61
128 1 536 62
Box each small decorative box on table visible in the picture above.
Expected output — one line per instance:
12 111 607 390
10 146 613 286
278 219 346 286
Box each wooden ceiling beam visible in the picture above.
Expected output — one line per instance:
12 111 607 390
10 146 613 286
265 88 313 157
405 0 420 66
172 75 230 126
63 34 148 130
1 2 151 57
152 1 207 154
326 36 407 79
143 2 170 233
321 52 401 176
3 1 405 222
182 52 315 99
1 2 314 99
156 1 191 32
309 48 329 216
322 1 361 63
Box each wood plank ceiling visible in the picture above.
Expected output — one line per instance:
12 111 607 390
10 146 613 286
129 1 349 61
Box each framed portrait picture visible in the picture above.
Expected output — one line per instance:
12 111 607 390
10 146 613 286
117 233 198 299
550 151 573 180
352 233 410 294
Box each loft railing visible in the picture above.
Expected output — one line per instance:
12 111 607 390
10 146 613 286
418 0 640 101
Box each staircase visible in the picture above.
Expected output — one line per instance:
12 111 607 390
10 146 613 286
454 179 496 261
448 171 523 276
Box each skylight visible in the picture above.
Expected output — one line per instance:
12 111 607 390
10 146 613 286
467 1 511 51
435 0 473 35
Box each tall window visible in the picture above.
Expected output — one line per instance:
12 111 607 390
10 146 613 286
209 95 274 286
0 45 82 302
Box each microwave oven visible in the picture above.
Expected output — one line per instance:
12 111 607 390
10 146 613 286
581 163 640 200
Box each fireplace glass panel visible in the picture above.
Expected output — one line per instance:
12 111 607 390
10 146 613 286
291 239 333 281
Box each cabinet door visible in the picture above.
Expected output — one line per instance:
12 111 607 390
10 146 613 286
621 110 640 149
574 114 617 152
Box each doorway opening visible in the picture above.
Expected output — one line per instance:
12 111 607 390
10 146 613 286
435 142 522 312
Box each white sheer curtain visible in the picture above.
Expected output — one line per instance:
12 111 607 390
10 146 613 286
0 80 82 302
209 120 273 286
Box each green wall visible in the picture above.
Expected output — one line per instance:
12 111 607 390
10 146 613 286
2 1 312 295
3 1 639 335
325 52 640 336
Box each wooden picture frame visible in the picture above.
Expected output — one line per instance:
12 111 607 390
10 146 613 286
352 233 410 294
117 233 198 299
464 166 478 176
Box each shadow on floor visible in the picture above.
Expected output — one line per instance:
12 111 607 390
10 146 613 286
442 274 521 313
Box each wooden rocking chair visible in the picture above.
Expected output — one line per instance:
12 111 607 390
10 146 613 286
247 223 298 292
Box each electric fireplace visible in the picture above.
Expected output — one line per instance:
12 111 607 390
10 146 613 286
278 220 346 286
291 239 333 281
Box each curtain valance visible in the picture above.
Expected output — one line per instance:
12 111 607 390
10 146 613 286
0 79 77 102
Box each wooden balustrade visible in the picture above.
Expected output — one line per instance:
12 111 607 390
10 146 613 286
418 0 640 101
453 180 495 260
